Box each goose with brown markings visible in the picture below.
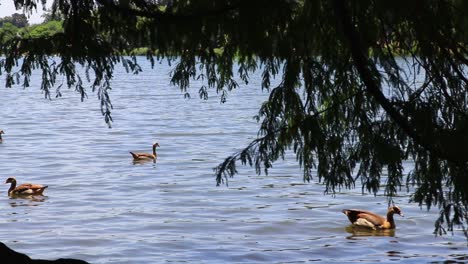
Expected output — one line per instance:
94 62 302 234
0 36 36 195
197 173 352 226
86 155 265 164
342 206 403 229
130 142 160 161
5 177 48 196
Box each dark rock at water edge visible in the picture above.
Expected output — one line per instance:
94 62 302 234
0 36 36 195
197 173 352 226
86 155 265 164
0 242 90 264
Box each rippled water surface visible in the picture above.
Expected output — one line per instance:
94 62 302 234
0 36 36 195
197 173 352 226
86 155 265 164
0 59 466 263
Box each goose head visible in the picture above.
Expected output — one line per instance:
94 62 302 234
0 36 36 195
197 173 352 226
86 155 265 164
388 206 403 217
5 177 16 184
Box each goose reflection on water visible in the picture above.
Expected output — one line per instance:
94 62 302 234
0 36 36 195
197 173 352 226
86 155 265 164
345 225 396 238
8 195 47 207
132 159 157 165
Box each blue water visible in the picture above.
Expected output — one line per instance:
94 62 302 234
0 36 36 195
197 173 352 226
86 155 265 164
0 58 466 263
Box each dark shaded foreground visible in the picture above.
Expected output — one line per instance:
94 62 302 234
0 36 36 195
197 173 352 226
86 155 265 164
0 242 90 264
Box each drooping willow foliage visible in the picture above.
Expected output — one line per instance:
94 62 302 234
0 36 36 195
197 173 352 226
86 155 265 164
1 0 467 237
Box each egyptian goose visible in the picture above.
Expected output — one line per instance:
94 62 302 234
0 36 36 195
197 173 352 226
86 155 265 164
342 206 403 229
5 177 48 196
0 130 4 143
130 142 160 161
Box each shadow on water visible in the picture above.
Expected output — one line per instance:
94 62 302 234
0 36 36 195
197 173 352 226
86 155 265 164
344 225 396 238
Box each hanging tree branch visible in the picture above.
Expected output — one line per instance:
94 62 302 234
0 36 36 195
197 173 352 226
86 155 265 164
332 0 468 165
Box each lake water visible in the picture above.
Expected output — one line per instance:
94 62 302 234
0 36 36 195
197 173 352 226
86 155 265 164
0 59 466 263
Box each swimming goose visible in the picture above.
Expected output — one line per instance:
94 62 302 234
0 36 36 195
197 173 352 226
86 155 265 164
342 206 403 229
130 142 160 161
0 130 4 143
5 177 48 196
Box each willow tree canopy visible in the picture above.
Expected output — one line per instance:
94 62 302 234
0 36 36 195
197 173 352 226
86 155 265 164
1 0 467 236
